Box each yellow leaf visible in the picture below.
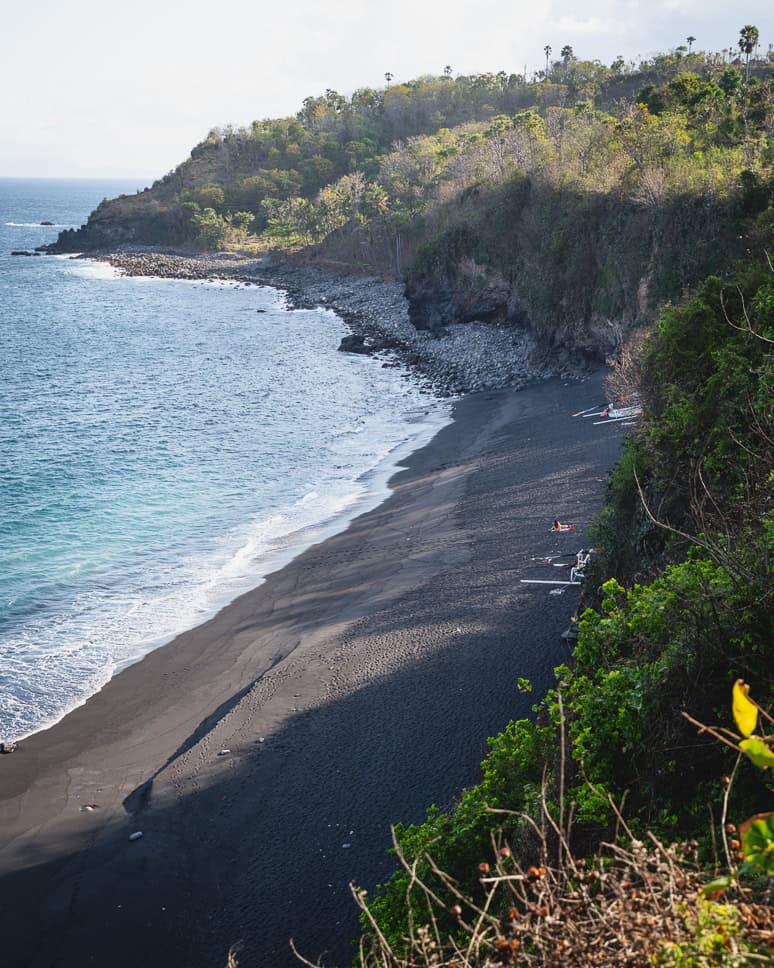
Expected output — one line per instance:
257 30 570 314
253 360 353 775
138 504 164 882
732 679 758 737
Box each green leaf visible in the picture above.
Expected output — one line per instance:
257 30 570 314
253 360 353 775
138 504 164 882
740 812 774 876
700 875 731 898
739 737 774 769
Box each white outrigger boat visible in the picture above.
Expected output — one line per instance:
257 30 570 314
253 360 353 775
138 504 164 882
575 400 642 424
604 404 641 419
521 548 594 590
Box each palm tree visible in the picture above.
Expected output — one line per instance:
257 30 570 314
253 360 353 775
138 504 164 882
443 64 453 79
384 72 394 88
544 44 552 78
739 24 759 81
560 45 574 63
686 35 696 54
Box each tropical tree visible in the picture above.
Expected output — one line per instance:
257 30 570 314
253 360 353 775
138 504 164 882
544 44 552 77
739 24 759 81
611 55 626 74
384 71 394 88
686 35 696 53
443 65 453 79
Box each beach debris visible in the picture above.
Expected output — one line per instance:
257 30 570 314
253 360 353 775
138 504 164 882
258 737 265 743
0 741 17 754
80 804 100 812
128 831 144 842
217 749 231 756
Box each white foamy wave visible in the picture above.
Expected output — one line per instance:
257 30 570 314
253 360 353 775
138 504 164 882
1 403 451 742
54 255 121 279
207 486 362 590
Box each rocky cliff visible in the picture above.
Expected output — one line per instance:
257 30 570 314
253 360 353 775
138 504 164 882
396 179 747 365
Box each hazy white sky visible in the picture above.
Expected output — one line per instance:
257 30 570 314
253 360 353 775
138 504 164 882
2 0 770 180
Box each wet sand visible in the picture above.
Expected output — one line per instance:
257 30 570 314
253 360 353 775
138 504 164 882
0 373 623 968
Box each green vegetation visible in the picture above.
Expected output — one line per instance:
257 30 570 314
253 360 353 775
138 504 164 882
354 250 773 961
59 40 774 282
353 678 774 965
56 34 774 362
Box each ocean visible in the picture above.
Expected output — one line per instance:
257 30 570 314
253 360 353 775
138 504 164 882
0 178 451 741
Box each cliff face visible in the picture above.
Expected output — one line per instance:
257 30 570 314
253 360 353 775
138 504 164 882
50 193 167 251
399 180 744 364
46 110 763 365
406 258 524 331
404 254 632 366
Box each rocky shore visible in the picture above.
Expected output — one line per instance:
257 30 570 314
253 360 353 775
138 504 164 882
74 249 558 396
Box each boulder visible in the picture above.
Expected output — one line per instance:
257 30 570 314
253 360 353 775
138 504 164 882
338 333 371 354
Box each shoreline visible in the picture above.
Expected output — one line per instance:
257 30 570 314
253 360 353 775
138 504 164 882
6 392 453 746
64 248 573 396
0 371 625 968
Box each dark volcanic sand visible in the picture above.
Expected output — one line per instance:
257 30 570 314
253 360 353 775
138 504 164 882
0 373 624 968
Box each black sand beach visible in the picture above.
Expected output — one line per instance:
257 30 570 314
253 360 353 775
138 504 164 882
0 372 624 968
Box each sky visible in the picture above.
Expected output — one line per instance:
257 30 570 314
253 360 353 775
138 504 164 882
1 0 771 181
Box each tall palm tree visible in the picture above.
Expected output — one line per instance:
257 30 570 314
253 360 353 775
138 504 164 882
544 44 552 78
739 24 759 81
686 35 696 53
384 72 394 88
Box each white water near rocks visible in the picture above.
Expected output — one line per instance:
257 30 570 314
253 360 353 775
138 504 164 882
0 179 451 740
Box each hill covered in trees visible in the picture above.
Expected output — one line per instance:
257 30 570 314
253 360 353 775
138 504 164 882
53 34 774 361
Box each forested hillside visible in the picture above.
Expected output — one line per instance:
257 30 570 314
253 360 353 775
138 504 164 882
53 38 774 360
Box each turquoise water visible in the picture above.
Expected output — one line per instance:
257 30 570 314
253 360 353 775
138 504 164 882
0 179 450 740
